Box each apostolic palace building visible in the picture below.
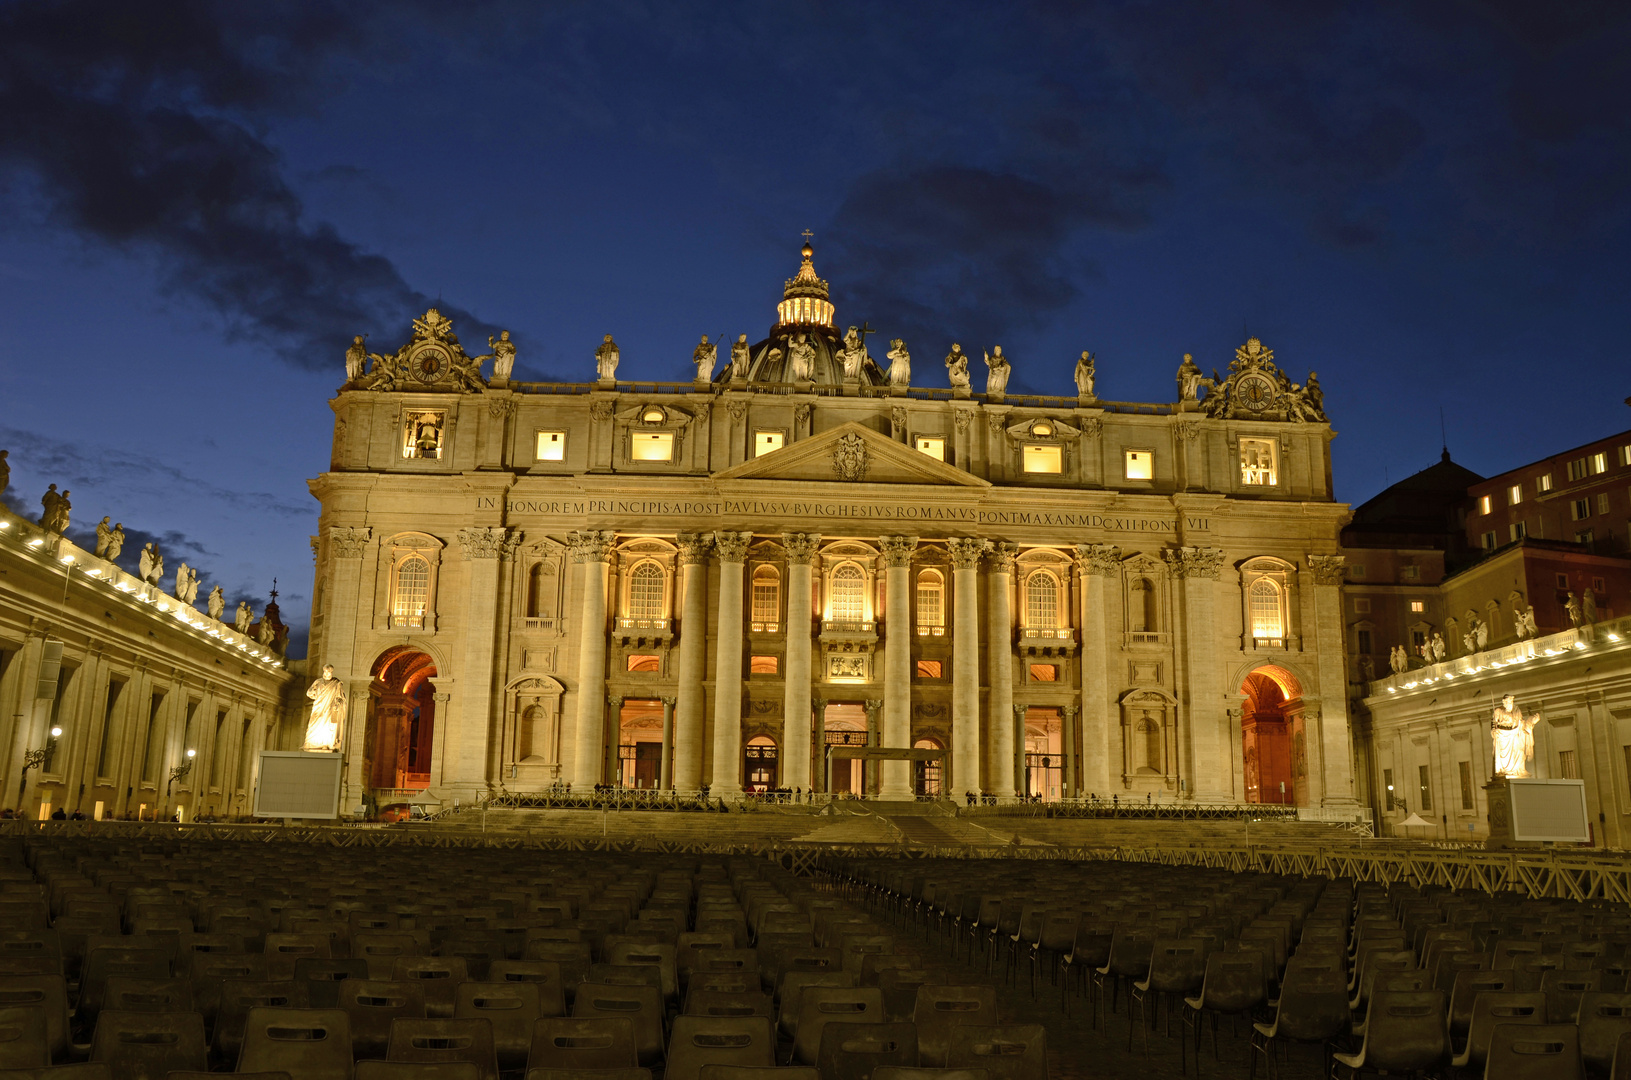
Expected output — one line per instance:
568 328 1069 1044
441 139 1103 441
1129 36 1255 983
296 241 1362 816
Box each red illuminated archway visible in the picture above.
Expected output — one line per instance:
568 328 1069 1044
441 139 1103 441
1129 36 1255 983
369 646 438 791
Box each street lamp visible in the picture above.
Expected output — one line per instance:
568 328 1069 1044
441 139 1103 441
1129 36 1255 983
18 726 62 812
167 748 197 799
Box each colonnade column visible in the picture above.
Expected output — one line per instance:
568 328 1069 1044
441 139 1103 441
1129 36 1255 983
569 530 615 789
1076 544 1119 797
781 534 820 792
813 698 827 793
1061 705 1077 797
659 697 675 791
672 534 712 794
878 535 918 799
864 699 883 796
946 538 985 797
709 532 751 797
987 543 1017 799
1014 704 1028 797
1306 554 1357 806
1167 546 1227 800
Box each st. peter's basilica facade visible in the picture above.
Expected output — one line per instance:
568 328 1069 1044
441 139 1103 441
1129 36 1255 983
308 242 1357 813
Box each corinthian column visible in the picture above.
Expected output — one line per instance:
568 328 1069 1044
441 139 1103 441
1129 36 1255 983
946 538 985 796
987 543 1017 799
672 534 712 794
877 535 918 799
569 530 615 789
709 531 751 797
781 534 821 792
1076 544 1119 797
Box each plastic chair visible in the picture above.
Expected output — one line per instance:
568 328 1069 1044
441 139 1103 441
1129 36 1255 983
525 943 593 994
777 970 856 1038
0 974 71 1063
1180 951 1267 1072
455 979 543 1072
235 1006 354 1080
211 978 310 1067
0 1063 115 1079
357 1063 480 1079
526 1016 639 1072
913 985 998 1068
1578 992 1631 1078
1092 928 1155 1029
1542 967 1603 1023
571 981 664 1066
338 978 428 1060
356 932 431 980
1249 966 1347 1080
1483 1022 1580 1080
945 1025 1046 1080
295 956 370 1008
1129 940 1208 1055
686 989 775 1019
873 1070 990 1080
818 1020 919 1080
0 1004 50 1069
1610 1029 1631 1080
87 1009 207 1079
1449 969 1516 1052
263 933 333 980
791 986 884 1066
392 956 469 1019
1331 990 1448 1079
100 975 192 1013
664 1015 776 1080
1448 991 1545 1071
77 945 170 1031
385 1016 499 1080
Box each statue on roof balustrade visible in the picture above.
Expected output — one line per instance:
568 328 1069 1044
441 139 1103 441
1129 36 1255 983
488 331 516 381
1074 351 1096 398
788 334 816 382
730 334 750 380
836 326 869 382
983 346 1011 396
945 344 970 391
886 339 911 387
595 335 620 381
693 335 718 382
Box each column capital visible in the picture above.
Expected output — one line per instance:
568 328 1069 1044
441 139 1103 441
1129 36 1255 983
713 531 751 563
676 532 713 565
1062 704 1078 719
1013 704 1029 720
781 533 822 564
457 526 511 561
878 535 918 567
328 525 372 559
567 530 616 563
987 542 1018 574
1305 554 1346 586
1163 545 1224 579
606 694 622 708
1074 543 1122 577
660 696 677 708
946 537 987 569
864 699 883 716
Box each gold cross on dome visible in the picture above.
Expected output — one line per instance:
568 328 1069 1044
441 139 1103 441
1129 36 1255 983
802 229 813 241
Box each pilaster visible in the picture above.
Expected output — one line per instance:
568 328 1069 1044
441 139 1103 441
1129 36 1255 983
672 534 712 794
1076 544 1119 797
1167 545 1228 800
781 534 820 792
946 538 985 796
878 535 917 798
987 542 1017 798
568 530 615 788
446 526 511 796
1306 553 1357 806
709 531 750 796
323 525 373 801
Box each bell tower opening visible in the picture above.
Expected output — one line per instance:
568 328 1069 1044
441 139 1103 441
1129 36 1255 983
1241 670 1294 805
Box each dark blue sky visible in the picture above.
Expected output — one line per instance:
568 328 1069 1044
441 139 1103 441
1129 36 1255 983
2 1 1629 658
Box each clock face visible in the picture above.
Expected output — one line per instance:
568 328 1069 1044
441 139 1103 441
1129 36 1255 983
412 346 449 383
1237 373 1275 411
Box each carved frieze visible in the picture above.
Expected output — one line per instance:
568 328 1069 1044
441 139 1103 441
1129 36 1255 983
329 526 372 560
458 526 511 560
1075 543 1122 577
1163 546 1224 579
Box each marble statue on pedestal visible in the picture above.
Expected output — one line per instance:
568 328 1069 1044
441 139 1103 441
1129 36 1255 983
595 334 620 381
1491 694 1537 778
174 564 199 604
94 517 113 557
235 601 253 633
788 334 816 382
489 331 516 381
1566 591 1581 627
1359 654 1374 681
886 339 911 387
256 612 275 646
38 485 70 534
1418 641 1432 664
207 586 224 621
1431 633 1446 662
1518 607 1537 638
1475 618 1488 650
836 327 868 381
983 346 1011 396
730 334 749 380
1304 372 1326 420
1177 354 1205 402
303 664 346 751
104 523 124 562
1074 351 1096 398
139 543 163 585
345 336 368 382
692 335 718 381
1584 588 1598 626
945 344 970 391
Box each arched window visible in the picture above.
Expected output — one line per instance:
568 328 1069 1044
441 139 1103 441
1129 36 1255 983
393 555 430 628
628 561 665 620
1025 570 1060 629
916 569 944 632
1249 578 1283 640
830 563 866 623
751 565 780 630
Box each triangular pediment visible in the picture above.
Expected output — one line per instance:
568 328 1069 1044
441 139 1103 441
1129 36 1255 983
712 421 990 487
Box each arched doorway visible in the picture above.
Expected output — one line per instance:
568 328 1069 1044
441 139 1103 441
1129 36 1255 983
744 735 778 793
1241 669 1295 805
369 648 438 793
913 737 943 797
822 703 868 794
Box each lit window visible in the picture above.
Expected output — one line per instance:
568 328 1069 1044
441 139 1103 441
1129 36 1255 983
1537 473 1553 493
1459 761 1474 809
830 564 866 622
1507 484 1522 506
630 432 674 461
914 437 945 461
751 565 780 629
1410 600 1425 613
1418 764 1432 811
1591 452 1608 474
750 655 778 675
1569 458 1588 481
641 407 666 423
916 569 943 631
1510 522 1526 542
1030 420 1054 437
536 430 566 461
1124 450 1153 480
1249 579 1283 640
1023 445 1063 473
1478 494 1492 515
754 431 784 456
1025 571 1060 628
628 562 665 620
392 555 430 628
627 654 660 673
1239 438 1278 485
1620 446 1631 467
916 660 942 679
1029 664 1058 682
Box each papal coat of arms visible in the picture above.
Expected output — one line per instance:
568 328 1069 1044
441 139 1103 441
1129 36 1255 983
831 432 870 482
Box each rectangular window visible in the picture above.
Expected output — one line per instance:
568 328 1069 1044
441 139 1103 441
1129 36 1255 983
916 577 943 630
1558 749 1579 779
1569 458 1588 481
1383 768 1395 812
1620 446 1631 467
1591 452 1608 474
1594 576 1606 594
1354 598 1371 614
1537 473 1553 493
403 410 445 460
1410 600 1425 613
753 431 784 456
1557 572 1570 589
1029 663 1058 682
1577 529 1595 547
1418 764 1432 812
914 437 945 461
630 432 674 462
1481 531 1497 550
1599 493 1612 514
1356 628 1373 654
96 677 125 778
1239 438 1278 486
535 431 566 461
1411 629 1426 649
1507 484 1523 506
627 654 660 673
1459 760 1474 810
1348 565 1367 579
1023 445 1062 473
1479 494 1493 515
749 655 778 675
1124 450 1153 480
1401 566 1420 581
916 660 942 679
1573 498 1591 520
1510 522 1526 542
393 557 430 628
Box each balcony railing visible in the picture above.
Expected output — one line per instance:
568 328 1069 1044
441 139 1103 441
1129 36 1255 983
616 618 669 632
821 620 875 635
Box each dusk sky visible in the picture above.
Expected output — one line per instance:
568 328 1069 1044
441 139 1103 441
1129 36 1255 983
1 1 1628 659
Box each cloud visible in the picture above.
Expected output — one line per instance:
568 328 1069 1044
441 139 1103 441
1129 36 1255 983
0 0 499 369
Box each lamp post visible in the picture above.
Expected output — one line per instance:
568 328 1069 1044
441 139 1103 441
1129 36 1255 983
18 726 62 813
166 748 197 818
